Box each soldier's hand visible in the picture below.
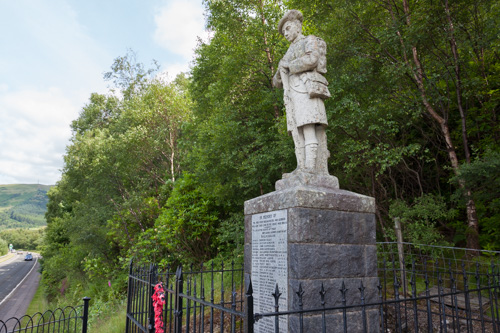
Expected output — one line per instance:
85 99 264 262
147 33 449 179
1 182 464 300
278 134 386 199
279 60 290 70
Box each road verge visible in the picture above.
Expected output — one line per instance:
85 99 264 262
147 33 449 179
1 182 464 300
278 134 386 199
0 253 15 264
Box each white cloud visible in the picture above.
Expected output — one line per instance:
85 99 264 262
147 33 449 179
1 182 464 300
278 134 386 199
0 0 109 185
0 1 108 92
0 88 79 185
153 0 206 59
0 0 209 185
159 62 191 81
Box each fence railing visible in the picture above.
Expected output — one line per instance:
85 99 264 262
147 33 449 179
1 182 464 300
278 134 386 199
126 243 500 332
126 261 245 333
0 297 90 333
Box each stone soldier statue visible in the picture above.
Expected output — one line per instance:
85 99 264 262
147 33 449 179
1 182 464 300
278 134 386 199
273 9 331 176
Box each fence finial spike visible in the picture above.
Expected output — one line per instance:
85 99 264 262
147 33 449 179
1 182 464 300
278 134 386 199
297 283 304 297
245 277 253 295
176 265 183 279
340 280 348 295
359 281 366 303
320 283 326 297
272 283 282 301
320 283 326 306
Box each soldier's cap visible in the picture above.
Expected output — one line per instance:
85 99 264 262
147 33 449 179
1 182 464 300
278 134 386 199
278 10 303 35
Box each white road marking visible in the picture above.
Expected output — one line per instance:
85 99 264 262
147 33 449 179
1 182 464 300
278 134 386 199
0 257 38 306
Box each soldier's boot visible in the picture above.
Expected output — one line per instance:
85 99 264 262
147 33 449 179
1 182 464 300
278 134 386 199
317 127 330 175
295 146 306 172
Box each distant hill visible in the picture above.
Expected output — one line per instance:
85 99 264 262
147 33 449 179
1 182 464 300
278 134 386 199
0 184 52 230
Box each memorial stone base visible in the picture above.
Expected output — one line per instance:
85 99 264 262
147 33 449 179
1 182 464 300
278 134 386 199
244 172 379 332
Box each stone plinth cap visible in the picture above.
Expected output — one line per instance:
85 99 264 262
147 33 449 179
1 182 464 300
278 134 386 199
244 187 375 215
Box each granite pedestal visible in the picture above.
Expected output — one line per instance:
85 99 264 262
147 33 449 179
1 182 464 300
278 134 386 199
244 174 379 332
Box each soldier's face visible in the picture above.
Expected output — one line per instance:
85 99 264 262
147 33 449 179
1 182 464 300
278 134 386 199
283 21 301 42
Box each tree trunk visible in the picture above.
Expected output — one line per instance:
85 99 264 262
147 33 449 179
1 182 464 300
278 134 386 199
402 0 480 250
169 131 176 183
257 0 281 119
444 0 472 164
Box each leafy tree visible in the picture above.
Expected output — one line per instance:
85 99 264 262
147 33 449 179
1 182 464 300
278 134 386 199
453 149 500 250
40 1 500 303
154 173 219 265
179 1 303 262
286 0 500 248
71 93 119 135
103 50 160 100
186 0 292 210
42 53 192 296
0 237 7 256
0 228 45 251
389 194 456 246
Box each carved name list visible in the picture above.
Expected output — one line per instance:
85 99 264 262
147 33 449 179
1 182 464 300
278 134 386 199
251 209 288 332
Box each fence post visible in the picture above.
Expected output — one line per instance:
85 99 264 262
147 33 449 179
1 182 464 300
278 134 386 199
245 278 254 333
148 264 157 333
174 266 184 333
394 217 405 287
81 297 91 333
125 259 133 333
272 284 281 332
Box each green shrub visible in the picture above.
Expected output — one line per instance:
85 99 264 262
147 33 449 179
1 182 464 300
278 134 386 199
452 149 500 250
0 227 45 251
0 237 7 256
155 173 219 266
388 194 455 247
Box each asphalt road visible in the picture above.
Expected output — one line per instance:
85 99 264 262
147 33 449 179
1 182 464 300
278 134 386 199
0 253 41 321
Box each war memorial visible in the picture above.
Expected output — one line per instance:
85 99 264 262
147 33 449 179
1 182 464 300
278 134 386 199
244 10 379 332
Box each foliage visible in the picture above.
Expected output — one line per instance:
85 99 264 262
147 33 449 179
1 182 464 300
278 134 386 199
39 0 500 318
389 194 455 246
0 237 7 256
87 298 127 333
453 149 500 250
0 227 45 251
155 174 219 266
41 51 192 299
216 212 245 258
103 49 159 100
186 0 293 208
31 274 127 333
0 184 51 230
287 0 500 247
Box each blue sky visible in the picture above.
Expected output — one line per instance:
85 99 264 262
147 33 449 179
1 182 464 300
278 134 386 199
0 0 206 185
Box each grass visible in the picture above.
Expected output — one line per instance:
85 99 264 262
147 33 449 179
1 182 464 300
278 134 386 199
0 252 14 263
19 280 54 330
88 300 127 333
25 280 49 316
24 277 128 333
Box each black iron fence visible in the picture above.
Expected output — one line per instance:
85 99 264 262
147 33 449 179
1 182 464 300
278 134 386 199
126 261 244 332
0 297 90 333
126 243 500 332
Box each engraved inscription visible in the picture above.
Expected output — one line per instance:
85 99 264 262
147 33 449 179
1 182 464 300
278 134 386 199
252 209 288 332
